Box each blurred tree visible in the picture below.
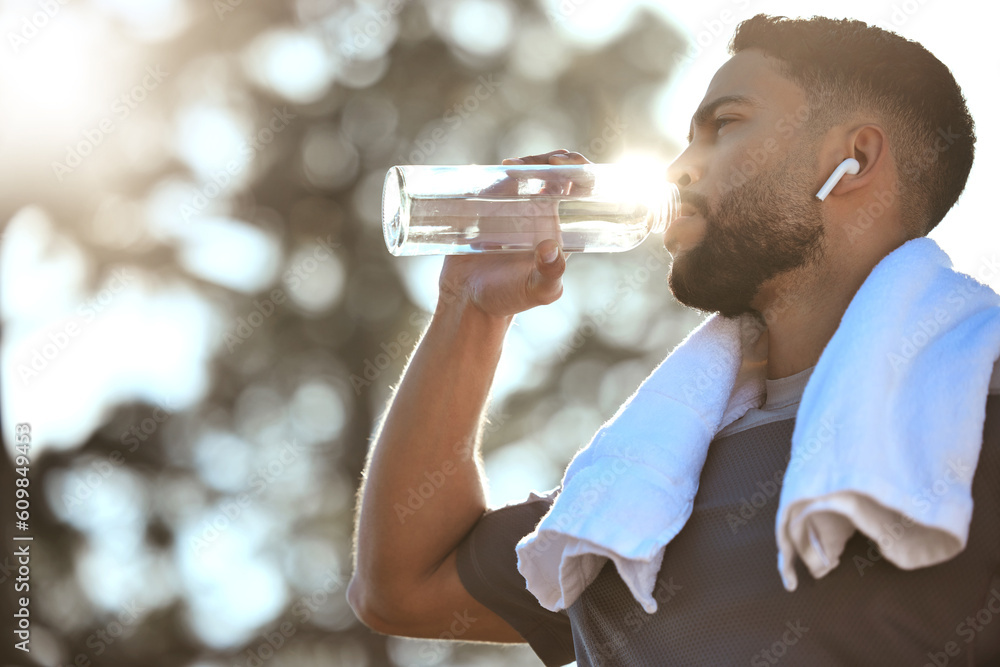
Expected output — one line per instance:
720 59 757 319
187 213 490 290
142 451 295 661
0 1 690 665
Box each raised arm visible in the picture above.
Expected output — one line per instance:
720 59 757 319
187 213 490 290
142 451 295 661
348 151 587 642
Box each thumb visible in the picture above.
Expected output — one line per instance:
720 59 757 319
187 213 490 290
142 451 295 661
528 239 565 305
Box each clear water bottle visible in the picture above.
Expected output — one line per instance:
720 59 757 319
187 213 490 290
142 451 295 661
382 163 681 256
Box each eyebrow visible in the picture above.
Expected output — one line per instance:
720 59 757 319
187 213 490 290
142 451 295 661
686 94 764 143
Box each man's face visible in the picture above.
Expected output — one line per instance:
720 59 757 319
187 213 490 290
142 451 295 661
665 49 827 318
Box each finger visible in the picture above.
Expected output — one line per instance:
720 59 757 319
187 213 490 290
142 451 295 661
549 151 591 165
501 163 594 190
508 149 572 165
480 175 518 196
548 152 595 196
494 154 566 190
528 239 566 306
501 150 592 198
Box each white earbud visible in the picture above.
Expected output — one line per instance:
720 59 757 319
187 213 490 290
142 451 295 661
815 158 861 201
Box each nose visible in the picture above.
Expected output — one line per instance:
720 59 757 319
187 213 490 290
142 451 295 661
667 148 702 188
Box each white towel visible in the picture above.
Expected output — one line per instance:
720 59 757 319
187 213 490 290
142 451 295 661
515 237 1000 613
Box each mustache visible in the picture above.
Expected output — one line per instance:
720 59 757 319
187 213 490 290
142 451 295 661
677 188 710 218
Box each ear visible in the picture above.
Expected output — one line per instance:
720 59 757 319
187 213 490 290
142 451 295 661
825 124 888 197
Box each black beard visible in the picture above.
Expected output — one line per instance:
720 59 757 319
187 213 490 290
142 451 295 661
668 163 826 318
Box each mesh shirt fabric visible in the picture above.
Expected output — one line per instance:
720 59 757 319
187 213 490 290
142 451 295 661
456 393 1000 666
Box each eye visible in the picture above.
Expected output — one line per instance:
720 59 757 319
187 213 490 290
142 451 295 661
714 116 736 132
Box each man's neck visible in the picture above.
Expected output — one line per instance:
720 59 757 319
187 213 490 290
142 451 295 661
753 258 873 380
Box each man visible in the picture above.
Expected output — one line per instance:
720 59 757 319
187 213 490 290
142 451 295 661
348 14 1000 665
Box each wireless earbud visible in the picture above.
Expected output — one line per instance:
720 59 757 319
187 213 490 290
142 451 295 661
815 158 861 201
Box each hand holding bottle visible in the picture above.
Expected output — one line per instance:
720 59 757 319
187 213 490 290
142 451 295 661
465 151 596 251
436 149 589 318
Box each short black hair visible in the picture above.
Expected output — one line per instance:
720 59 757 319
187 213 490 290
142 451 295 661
730 14 975 236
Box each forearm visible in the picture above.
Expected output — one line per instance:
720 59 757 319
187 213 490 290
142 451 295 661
351 296 512 611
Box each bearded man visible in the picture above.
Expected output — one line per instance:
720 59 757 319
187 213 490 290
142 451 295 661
349 14 1000 666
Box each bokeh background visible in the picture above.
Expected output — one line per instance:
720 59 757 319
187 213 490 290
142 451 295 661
1 0 997 666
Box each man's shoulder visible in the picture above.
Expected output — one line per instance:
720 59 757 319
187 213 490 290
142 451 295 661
990 357 1000 396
